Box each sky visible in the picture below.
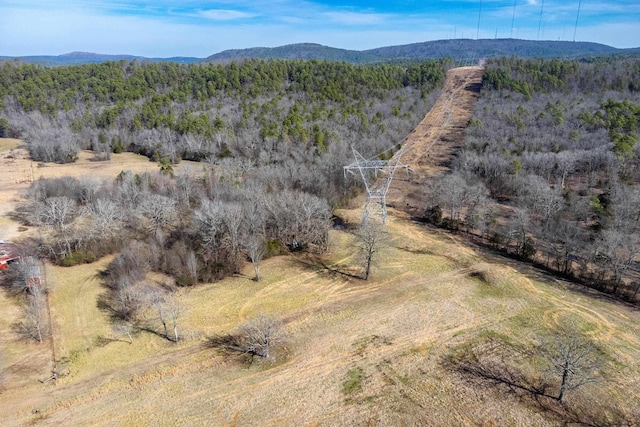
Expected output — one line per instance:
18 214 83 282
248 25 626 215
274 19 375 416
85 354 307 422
0 0 638 57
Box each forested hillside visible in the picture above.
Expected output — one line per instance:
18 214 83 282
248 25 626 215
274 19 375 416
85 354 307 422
4 38 637 66
0 59 444 199
3 56 640 426
0 59 446 300
428 57 640 301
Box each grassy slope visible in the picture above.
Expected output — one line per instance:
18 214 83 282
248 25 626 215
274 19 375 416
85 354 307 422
0 207 638 426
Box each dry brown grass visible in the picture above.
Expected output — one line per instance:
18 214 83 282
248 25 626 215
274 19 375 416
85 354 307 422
0 205 638 426
0 137 200 241
1 74 640 425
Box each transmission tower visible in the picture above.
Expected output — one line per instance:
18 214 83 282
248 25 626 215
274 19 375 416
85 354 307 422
344 147 412 226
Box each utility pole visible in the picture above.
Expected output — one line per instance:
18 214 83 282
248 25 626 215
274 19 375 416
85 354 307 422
344 148 412 226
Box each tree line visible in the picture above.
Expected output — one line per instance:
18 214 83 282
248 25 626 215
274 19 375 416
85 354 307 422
0 59 445 170
0 58 446 351
426 56 640 302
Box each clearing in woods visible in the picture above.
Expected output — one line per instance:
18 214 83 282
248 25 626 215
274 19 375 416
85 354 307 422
388 65 485 215
0 67 639 426
0 139 201 241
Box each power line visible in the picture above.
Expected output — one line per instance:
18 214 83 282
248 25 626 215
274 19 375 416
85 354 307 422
511 0 517 38
573 0 582 42
537 0 545 40
477 0 483 40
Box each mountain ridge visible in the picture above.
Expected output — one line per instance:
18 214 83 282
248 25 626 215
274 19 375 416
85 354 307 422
2 38 639 66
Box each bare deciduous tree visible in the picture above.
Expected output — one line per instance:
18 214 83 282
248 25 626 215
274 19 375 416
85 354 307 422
86 197 122 239
113 320 133 344
264 190 331 251
242 234 266 281
184 250 199 285
37 196 77 230
23 112 79 163
149 289 169 339
114 171 147 212
5 256 41 295
518 175 564 225
508 208 535 260
167 293 181 343
113 276 144 321
428 172 490 228
194 199 224 257
238 314 285 361
20 285 48 343
542 331 601 403
220 203 245 272
148 288 181 343
355 222 388 281
596 230 640 293
140 193 177 236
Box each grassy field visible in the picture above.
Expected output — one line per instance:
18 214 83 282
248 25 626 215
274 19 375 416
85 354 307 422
1 204 639 426
1 69 639 427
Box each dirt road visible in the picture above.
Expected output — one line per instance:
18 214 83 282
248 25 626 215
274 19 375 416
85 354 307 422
388 66 484 214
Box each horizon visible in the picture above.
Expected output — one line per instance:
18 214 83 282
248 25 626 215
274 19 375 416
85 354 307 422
1 38 636 60
0 1 639 57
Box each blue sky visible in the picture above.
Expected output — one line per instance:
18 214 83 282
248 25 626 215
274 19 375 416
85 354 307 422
1 1 638 57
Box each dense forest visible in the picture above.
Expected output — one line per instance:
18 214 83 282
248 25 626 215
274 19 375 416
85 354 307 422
4 39 635 66
0 59 447 319
4 55 640 307
427 56 640 301
0 59 445 204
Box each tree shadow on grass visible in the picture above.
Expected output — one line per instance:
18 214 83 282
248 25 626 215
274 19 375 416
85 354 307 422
291 253 362 281
448 340 554 400
396 244 436 256
205 334 254 365
133 326 169 340
446 339 633 427
11 320 47 343
93 335 130 347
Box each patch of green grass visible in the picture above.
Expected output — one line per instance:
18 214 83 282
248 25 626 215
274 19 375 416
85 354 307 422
476 329 514 343
0 138 19 152
397 374 410 385
353 335 392 356
342 367 364 395
473 280 516 299
407 342 434 355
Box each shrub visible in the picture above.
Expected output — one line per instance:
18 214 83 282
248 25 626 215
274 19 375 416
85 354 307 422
60 250 97 267
342 367 364 395
265 239 284 258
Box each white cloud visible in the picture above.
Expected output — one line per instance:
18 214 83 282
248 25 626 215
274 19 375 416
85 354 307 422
322 11 390 26
0 1 637 57
198 9 256 21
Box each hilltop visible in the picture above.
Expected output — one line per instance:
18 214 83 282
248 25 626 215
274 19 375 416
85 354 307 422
207 39 627 63
2 38 639 66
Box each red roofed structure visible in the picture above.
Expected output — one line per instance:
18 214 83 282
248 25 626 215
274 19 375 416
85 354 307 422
0 241 21 271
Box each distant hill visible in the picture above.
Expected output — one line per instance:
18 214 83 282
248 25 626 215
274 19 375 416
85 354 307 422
205 43 375 63
206 39 626 64
0 51 201 66
2 39 639 66
364 39 621 61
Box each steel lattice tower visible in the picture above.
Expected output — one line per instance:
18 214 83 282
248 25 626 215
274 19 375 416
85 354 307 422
344 148 412 225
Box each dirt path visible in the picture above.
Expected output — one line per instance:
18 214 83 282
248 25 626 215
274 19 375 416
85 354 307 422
396 66 484 171
387 66 484 215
